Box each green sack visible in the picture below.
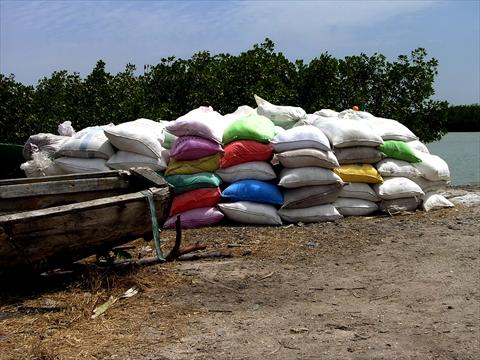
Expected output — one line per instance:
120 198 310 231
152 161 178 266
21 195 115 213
165 172 222 194
378 140 421 163
223 114 275 145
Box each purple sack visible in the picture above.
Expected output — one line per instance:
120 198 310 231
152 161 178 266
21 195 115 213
170 136 224 161
163 206 224 229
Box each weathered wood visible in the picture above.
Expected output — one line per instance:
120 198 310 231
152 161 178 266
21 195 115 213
0 170 124 186
0 177 131 199
0 186 171 275
0 168 170 214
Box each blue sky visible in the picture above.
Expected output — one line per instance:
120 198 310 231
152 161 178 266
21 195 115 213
1 0 479 105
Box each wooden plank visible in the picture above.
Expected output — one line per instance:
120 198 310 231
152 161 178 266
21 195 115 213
0 170 125 186
0 187 171 275
0 177 131 199
0 189 131 215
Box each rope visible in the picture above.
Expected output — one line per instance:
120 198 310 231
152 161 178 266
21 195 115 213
141 190 165 262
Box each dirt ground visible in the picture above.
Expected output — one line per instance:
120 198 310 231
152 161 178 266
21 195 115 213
1 186 479 360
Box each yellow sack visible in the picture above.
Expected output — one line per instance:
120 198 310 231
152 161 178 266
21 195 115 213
334 164 384 184
165 153 221 176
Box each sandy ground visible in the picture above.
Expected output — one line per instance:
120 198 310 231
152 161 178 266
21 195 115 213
0 186 479 359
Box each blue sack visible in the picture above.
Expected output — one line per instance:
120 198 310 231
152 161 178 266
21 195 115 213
221 179 284 205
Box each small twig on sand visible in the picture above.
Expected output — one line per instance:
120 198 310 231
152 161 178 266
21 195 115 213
259 271 275 280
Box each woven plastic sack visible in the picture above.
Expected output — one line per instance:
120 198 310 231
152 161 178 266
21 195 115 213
219 201 282 225
338 183 380 202
165 172 222 194
254 94 306 129
375 158 422 180
163 207 224 229
104 119 165 158
378 140 421 163
373 177 424 200
270 125 330 152
333 198 378 216
276 149 339 169
220 140 273 168
360 116 418 142
282 183 344 209
169 187 221 216
380 197 420 213
57 125 115 159
215 161 276 183
221 179 284 206
421 192 454 212
334 164 383 184
170 136 223 161
278 204 343 223
412 151 450 181
312 116 384 148
54 157 110 173
334 147 384 164
278 167 343 188
106 150 168 171
165 153 220 176
166 106 224 143
222 114 275 145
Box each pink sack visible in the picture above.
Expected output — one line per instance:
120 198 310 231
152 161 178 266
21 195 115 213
163 206 224 229
170 136 224 161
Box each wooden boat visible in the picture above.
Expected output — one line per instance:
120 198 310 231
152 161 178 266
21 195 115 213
0 168 172 276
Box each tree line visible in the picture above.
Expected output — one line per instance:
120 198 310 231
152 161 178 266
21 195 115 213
2 38 466 145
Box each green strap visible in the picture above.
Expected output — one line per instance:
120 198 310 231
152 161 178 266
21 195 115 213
142 190 165 262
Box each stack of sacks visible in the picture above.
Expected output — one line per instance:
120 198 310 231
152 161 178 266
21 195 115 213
104 118 169 172
305 109 385 216
375 139 451 212
344 111 451 211
272 125 344 223
254 94 307 129
54 125 115 173
218 114 283 225
163 107 225 228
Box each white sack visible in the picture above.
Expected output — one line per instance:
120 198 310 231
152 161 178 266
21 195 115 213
360 117 418 142
407 140 429 154
54 157 110 173
373 177 424 200
422 192 454 212
334 146 384 164
166 106 224 143
57 125 115 159
219 201 282 225
254 94 306 129
412 151 450 181
215 161 276 183
333 198 378 216
104 118 165 158
380 197 421 213
276 148 339 169
376 158 422 179
278 167 343 188
270 125 331 152
311 116 383 148
338 183 380 202
106 150 168 171
278 204 343 223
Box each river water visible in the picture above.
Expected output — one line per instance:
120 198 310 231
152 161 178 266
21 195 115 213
427 132 480 186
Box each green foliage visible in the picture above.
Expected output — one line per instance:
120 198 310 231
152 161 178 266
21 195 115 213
445 104 480 132
1 39 451 145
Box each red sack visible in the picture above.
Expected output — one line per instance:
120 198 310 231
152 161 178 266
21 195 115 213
169 187 221 216
220 140 273 168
